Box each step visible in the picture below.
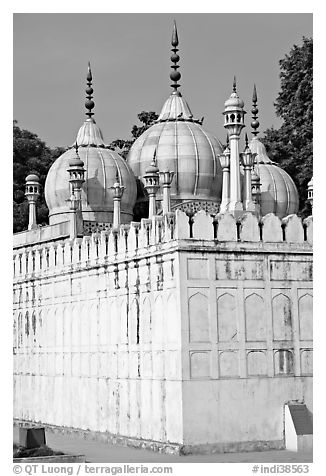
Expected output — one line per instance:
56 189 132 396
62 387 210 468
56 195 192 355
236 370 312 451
285 404 313 452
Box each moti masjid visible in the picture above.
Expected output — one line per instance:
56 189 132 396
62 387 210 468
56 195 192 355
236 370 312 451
13 23 313 454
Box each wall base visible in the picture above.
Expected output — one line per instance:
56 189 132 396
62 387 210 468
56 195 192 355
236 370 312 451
14 420 284 455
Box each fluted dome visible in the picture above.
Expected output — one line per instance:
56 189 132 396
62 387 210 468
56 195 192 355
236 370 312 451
127 92 223 205
224 92 244 109
249 136 299 217
45 118 137 225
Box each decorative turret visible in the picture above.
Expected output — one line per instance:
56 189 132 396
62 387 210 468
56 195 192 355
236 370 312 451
307 177 313 212
219 135 231 213
67 144 85 238
240 133 256 212
223 77 246 216
143 150 160 218
110 171 125 229
25 174 40 230
251 167 261 212
67 143 86 203
159 170 175 215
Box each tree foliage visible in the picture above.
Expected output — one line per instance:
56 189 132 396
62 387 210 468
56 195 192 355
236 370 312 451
262 37 313 215
13 121 65 232
108 111 158 158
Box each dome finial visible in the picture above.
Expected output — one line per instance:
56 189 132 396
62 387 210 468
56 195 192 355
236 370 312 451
85 61 95 118
74 142 79 156
170 21 181 94
233 76 237 93
251 84 260 136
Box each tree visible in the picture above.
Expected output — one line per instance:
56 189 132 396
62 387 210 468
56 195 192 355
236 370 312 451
13 121 65 232
262 37 313 215
108 111 158 158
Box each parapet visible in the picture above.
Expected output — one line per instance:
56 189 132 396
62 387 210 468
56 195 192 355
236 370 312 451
13 210 312 279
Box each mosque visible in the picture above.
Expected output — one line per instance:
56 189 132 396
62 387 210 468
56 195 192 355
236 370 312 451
13 22 313 454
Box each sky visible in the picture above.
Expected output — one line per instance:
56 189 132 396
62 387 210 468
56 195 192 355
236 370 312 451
13 13 312 149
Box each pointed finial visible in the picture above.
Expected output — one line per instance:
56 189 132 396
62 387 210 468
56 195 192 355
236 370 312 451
170 21 181 93
252 84 257 103
115 168 120 184
152 147 157 166
85 61 95 118
245 133 249 147
172 20 179 47
74 142 79 155
233 76 237 93
251 84 260 136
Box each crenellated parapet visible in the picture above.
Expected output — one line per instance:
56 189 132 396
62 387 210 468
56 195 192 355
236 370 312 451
13 210 312 280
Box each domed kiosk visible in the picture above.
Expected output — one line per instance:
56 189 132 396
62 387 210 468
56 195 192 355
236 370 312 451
45 64 137 226
127 22 223 216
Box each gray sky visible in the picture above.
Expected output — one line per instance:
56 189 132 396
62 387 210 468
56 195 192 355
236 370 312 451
13 13 312 149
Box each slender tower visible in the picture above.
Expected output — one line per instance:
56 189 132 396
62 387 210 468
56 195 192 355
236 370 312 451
223 77 246 217
143 150 160 218
240 133 256 212
67 143 85 239
110 170 125 229
160 170 175 215
25 174 40 230
219 135 231 213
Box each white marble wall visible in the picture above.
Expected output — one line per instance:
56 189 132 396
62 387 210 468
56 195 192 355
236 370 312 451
13 210 313 449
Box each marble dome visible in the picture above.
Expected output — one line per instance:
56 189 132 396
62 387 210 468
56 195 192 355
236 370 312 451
45 118 137 225
249 136 299 218
127 91 224 206
45 65 137 225
127 22 223 212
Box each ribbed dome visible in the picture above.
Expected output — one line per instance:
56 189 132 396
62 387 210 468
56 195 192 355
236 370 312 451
249 136 299 217
45 118 137 225
127 92 223 203
224 92 244 109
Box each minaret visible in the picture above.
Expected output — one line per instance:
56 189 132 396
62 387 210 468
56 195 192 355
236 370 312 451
110 170 125 229
67 144 85 239
223 77 246 217
143 150 160 218
240 133 256 212
219 135 231 213
25 174 40 230
160 170 175 215
170 20 181 95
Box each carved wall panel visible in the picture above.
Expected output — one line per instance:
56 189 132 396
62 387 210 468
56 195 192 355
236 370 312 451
245 293 266 341
217 292 238 342
247 350 267 376
300 349 313 375
190 351 210 378
272 293 292 341
187 258 209 280
298 294 313 340
219 350 239 377
188 291 210 342
274 349 294 375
